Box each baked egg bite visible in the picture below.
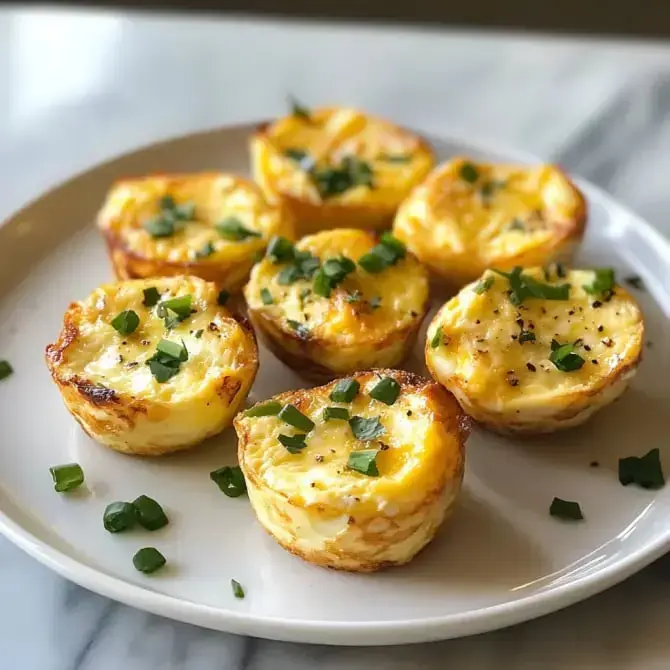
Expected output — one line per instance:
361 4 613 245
250 103 435 234
425 266 644 435
97 172 294 292
45 275 258 456
235 369 468 572
393 157 587 288
244 228 429 381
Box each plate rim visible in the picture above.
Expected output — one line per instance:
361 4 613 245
1 122 669 646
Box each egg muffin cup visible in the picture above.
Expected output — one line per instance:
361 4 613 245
250 105 435 235
97 172 294 293
425 267 644 435
46 276 259 456
244 228 429 381
393 157 587 290
235 369 469 572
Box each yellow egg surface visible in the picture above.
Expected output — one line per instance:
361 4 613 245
250 106 435 234
393 157 587 288
45 276 258 455
244 229 429 380
425 267 644 435
97 172 294 292
235 369 468 572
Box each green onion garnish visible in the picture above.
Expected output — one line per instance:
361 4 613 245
430 326 444 349
195 240 216 258
216 217 261 241
625 275 645 291
474 276 494 294
459 162 479 183
133 547 166 574
277 250 320 285
518 330 536 344
287 319 310 340
143 216 178 238
156 338 188 361
583 268 616 298
49 463 84 493
111 310 139 336
330 378 360 403
278 404 315 432
142 287 161 307
369 377 401 405
311 157 374 199
284 148 308 162
619 448 665 489
146 339 188 383
347 450 380 476
210 466 247 497
260 288 274 305
194 329 204 339
289 96 311 120
494 267 570 305
358 234 406 274
549 497 584 520
323 407 350 421
133 495 169 530
217 289 230 306
278 433 308 454
103 501 137 533
157 295 193 328
549 339 584 372
313 255 356 298
231 579 245 599
349 416 385 441
267 236 295 263
245 401 282 417
0 360 13 381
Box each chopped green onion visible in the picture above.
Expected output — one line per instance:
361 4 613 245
111 310 139 336
231 579 245 599
347 450 380 476
195 240 216 258
245 401 282 417
216 217 261 241
49 463 84 493
278 433 308 454
459 162 479 183
133 547 166 574
619 448 665 489
157 295 193 321
277 250 320 285
278 404 315 432
549 340 584 372
518 330 536 344
143 216 181 238
349 416 385 441
217 289 230 306
313 255 356 298
311 157 374 199
0 360 13 381
549 497 583 520
330 378 360 403
358 234 406 274
289 96 311 120
210 466 247 497
156 338 188 361
369 377 401 405
260 288 274 305
133 495 169 530
323 407 350 421
287 319 310 340
173 202 195 221
474 276 494 294
625 275 644 291
267 236 295 263
508 218 525 231
103 501 137 533
194 329 204 339
159 195 176 210
494 267 570 305
284 148 308 162
583 268 616 297
431 326 444 349
142 287 161 307
379 232 406 260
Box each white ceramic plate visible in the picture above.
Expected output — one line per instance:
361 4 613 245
0 123 668 646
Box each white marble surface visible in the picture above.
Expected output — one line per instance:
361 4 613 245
1 6 670 668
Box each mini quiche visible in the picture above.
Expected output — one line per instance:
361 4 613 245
393 157 587 288
244 229 429 380
250 102 435 234
425 266 644 435
45 276 258 456
97 172 294 292
235 369 468 572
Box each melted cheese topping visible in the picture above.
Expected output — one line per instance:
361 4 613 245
97 172 289 263
427 268 644 411
238 373 455 514
245 229 428 345
394 158 585 276
258 107 434 205
58 276 254 402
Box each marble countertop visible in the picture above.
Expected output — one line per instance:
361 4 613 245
1 7 670 668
